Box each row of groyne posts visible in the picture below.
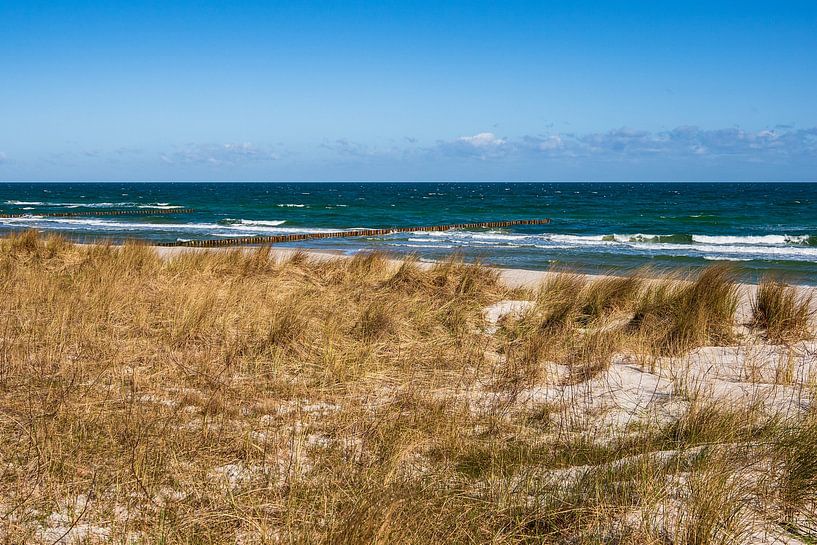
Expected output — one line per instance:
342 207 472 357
0 207 551 247
158 218 552 248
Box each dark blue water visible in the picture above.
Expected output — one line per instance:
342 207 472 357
2 182 815 283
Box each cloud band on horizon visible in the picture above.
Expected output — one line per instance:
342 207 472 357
1 125 815 181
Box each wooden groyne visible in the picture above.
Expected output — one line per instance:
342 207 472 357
0 208 195 219
158 218 552 248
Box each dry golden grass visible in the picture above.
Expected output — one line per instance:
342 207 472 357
630 265 739 356
752 278 814 344
1 232 816 544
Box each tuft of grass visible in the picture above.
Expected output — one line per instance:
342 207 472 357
384 254 428 292
578 273 644 324
430 255 502 300
752 278 813 344
353 299 396 341
772 415 817 523
7 228 43 253
671 458 754 545
630 265 739 355
534 272 587 333
562 331 622 385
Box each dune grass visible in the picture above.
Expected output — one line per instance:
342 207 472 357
1 231 816 544
629 265 739 356
752 278 814 344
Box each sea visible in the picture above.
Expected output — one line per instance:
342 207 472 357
1 182 815 284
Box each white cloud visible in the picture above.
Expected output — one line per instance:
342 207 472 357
456 132 506 148
510 126 817 161
161 142 278 166
428 132 511 160
315 126 817 176
320 139 374 157
5 125 816 180
532 135 564 151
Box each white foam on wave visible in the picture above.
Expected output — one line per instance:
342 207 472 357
548 232 814 247
416 230 531 242
5 200 185 209
221 218 287 227
469 233 530 242
210 226 344 236
56 201 138 208
0 217 217 232
703 256 754 262
543 236 817 260
277 203 306 208
692 234 812 245
548 233 670 245
543 234 817 259
531 244 584 250
381 229 817 262
241 219 287 227
548 234 610 245
693 234 783 245
638 242 817 259
0 216 343 237
398 243 455 249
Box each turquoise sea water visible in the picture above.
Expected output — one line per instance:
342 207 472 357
1 182 815 283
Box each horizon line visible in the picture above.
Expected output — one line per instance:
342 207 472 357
2 180 817 184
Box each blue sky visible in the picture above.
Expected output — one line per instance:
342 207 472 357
1 0 816 181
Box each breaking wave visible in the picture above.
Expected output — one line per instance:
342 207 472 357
0 216 342 237
379 230 817 262
5 200 184 209
219 218 287 227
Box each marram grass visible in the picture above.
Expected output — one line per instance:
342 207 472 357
1 231 815 544
752 277 814 344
